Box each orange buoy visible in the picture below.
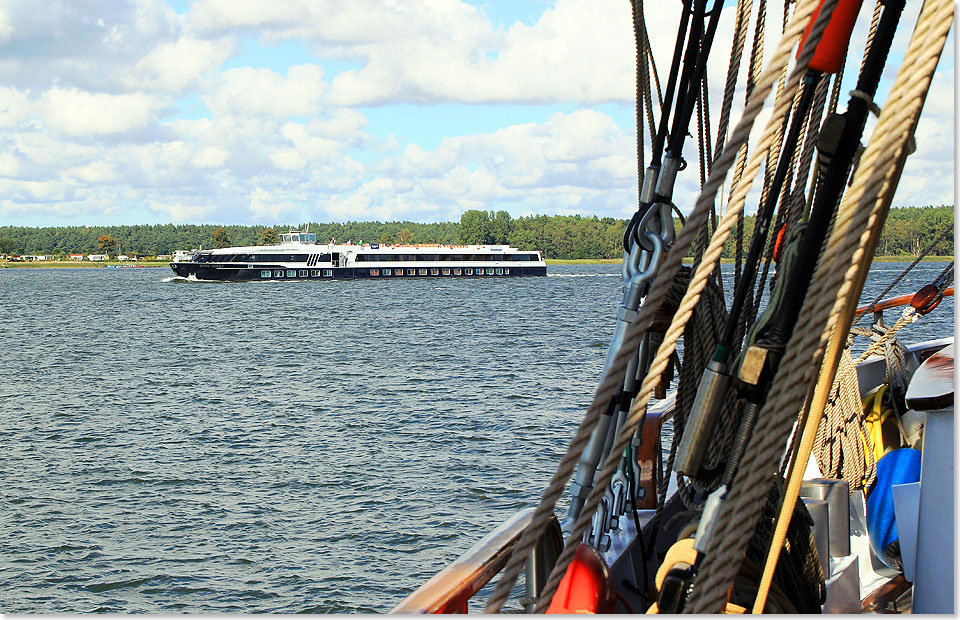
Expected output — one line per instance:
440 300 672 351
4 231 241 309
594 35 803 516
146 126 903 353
546 543 616 614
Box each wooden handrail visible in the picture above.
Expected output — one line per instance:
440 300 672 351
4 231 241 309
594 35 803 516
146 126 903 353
855 286 953 316
390 508 562 613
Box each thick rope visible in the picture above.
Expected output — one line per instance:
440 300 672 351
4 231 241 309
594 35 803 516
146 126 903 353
861 0 885 77
713 0 754 161
688 1 953 610
523 0 834 611
729 0 767 323
751 8 951 597
854 310 917 364
812 348 876 489
814 305 922 492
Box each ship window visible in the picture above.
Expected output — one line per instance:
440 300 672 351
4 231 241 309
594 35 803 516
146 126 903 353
382 269 390 276
407 269 415 275
475 269 483 275
261 270 271 278
323 269 333 277
495 268 503 275
486 268 494 275
274 270 284 277
287 270 297 278
311 270 319 277
395 269 404 276
252 253 310 262
298 270 307 277
430 268 439 275
465 268 473 275
418 268 427 275
504 268 510 275
453 268 461 275
370 269 379 276
442 268 450 275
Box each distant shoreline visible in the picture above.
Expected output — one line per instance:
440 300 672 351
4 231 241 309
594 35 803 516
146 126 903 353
0 261 170 269
1 256 952 269
545 256 955 265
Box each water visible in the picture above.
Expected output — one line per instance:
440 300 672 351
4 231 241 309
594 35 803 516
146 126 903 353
1 262 952 613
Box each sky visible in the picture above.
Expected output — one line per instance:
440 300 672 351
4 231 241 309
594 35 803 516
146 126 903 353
0 0 953 227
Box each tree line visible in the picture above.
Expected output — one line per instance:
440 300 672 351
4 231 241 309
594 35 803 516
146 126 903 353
0 205 951 260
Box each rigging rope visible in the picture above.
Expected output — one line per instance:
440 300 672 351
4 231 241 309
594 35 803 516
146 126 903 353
524 0 836 611
853 223 955 323
683 0 954 610
812 347 876 489
484 0 831 609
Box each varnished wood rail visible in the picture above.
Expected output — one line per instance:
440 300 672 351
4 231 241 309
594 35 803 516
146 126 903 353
390 508 563 613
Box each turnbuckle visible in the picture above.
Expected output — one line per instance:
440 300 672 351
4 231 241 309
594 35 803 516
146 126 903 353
564 230 666 536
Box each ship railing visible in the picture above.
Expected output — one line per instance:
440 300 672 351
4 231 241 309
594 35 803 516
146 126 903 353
390 508 563 614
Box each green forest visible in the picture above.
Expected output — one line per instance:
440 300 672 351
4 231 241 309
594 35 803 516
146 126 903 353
0 205 952 260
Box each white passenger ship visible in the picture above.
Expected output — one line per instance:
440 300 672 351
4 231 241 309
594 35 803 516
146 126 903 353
169 231 547 281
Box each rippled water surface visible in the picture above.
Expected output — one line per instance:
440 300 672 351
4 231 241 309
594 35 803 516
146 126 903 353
1 262 953 613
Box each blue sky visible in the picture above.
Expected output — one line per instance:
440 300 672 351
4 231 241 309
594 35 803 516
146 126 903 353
0 0 952 227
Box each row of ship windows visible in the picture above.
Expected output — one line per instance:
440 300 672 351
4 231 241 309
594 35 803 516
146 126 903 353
205 253 538 263
260 268 513 278
353 253 538 262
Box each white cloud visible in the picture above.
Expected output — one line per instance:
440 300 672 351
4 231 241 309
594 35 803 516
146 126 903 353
188 0 640 106
0 152 19 176
189 0 310 34
0 0 181 92
135 36 235 92
38 87 161 136
191 146 229 168
325 0 637 105
64 161 118 183
249 186 303 220
149 201 213 222
201 64 326 118
0 87 30 128
0 0 950 227
0 8 14 44
0 177 74 202
269 149 306 170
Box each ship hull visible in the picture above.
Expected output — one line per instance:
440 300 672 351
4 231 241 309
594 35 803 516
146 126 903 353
169 262 546 281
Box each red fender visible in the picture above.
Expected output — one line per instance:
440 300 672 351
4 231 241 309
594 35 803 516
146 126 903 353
546 543 617 614
797 0 865 74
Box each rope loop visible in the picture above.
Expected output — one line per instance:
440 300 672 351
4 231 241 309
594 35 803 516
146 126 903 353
849 89 882 117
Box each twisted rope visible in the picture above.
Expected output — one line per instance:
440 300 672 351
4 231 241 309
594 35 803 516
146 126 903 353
524 0 833 611
854 310 917 364
813 348 877 490
688 0 954 610
713 0 754 161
